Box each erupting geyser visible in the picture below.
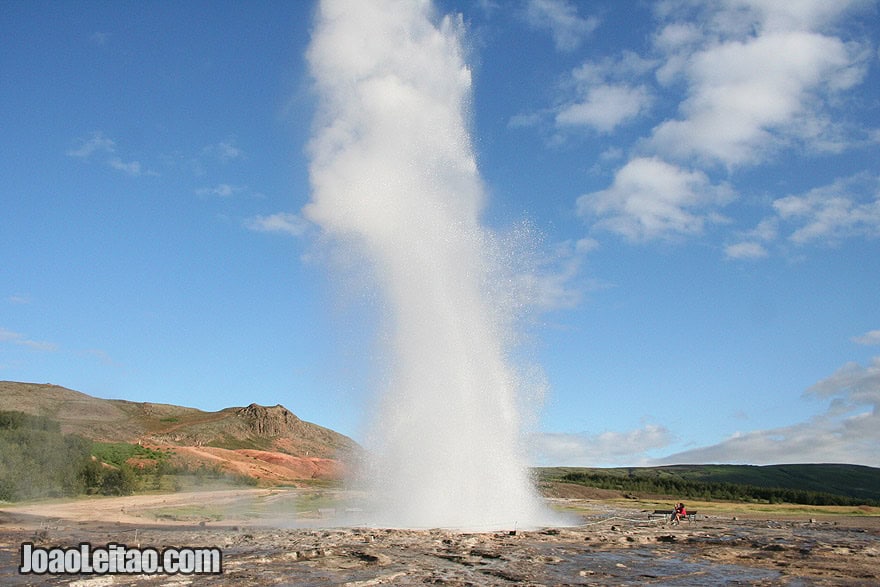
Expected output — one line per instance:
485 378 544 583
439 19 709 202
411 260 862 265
304 0 560 528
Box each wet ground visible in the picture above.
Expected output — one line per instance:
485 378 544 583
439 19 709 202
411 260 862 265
1 492 878 585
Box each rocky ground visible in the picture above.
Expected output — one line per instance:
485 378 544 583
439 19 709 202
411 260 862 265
1 490 878 585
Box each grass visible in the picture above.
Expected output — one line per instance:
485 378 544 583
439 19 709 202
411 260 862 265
293 491 344 514
149 504 226 523
91 442 168 467
603 497 880 519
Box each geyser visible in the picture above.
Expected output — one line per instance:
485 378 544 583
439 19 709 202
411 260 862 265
305 0 559 529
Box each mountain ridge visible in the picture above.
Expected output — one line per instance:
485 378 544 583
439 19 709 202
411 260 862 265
0 380 358 484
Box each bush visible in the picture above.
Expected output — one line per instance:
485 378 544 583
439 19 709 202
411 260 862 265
0 411 92 500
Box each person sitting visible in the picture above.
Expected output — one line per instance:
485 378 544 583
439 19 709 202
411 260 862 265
672 502 687 524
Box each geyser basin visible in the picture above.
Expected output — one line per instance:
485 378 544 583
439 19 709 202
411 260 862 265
304 0 563 529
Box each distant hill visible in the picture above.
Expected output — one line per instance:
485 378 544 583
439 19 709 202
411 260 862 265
0 381 359 485
537 464 880 505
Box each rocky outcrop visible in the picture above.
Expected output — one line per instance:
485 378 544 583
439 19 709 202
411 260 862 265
236 403 302 437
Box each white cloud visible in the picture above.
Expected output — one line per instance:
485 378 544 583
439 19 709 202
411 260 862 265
203 139 245 162
556 84 652 134
724 241 767 260
649 30 867 166
772 174 880 244
658 357 880 467
108 157 143 176
245 212 310 237
523 0 598 52
653 21 702 53
553 52 656 134
67 131 115 158
519 0 875 256
734 0 866 33
807 357 880 406
725 218 777 259
577 157 734 241
727 175 879 254
531 424 674 467
852 330 880 346
68 131 154 176
196 184 245 198
0 327 57 352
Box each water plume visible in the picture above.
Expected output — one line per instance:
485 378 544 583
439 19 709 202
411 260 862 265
305 0 559 529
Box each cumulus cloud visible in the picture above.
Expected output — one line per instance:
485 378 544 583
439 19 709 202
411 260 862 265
522 0 598 52
725 174 879 256
852 330 880 346
557 84 652 134
724 241 768 260
0 327 57 352
724 218 778 259
245 212 310 237
550 52 656 135
577 157 734 241
649 30 867 167
772 174 880 244
531 424 674 467
523 1 875 255
657 357 880 467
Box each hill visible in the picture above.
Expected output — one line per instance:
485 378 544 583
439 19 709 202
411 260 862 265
537 464 880 505
0 381 359 486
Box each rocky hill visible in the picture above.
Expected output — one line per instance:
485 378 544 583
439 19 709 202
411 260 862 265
0 381 359 485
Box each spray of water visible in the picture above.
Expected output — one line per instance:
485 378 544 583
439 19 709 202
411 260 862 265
305 0 561 529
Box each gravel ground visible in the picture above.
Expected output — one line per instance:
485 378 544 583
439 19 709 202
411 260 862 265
1 490 878 585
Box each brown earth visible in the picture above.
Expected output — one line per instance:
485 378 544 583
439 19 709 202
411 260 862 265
168 446 344 482
1 491 878 585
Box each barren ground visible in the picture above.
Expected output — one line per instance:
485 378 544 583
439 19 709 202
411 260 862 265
1 489 878 585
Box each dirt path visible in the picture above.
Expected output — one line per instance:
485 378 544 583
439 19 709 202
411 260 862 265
0 489 281 527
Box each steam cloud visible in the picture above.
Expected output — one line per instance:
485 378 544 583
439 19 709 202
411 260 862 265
304 0 559 528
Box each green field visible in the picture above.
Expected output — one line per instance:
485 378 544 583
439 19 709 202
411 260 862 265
537 464 880 506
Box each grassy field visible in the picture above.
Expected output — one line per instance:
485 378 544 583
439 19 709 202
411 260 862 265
548 493 880 520
536 464 880 506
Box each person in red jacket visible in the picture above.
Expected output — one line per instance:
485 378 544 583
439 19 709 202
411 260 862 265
673 502 687 524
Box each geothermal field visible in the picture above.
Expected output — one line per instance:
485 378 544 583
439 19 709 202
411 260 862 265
3 1 878 585
2 488 879 585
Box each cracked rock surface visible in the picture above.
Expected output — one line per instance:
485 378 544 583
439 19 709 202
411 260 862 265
2 493 878 585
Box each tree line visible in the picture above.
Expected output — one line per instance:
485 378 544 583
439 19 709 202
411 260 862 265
559 471 879 507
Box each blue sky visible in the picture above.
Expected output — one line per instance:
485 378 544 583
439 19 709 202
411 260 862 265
2 0 879 467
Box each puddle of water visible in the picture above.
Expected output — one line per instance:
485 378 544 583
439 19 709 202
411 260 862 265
537 545 782 585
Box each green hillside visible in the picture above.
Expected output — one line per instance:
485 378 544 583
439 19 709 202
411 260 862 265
537 464 880 505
